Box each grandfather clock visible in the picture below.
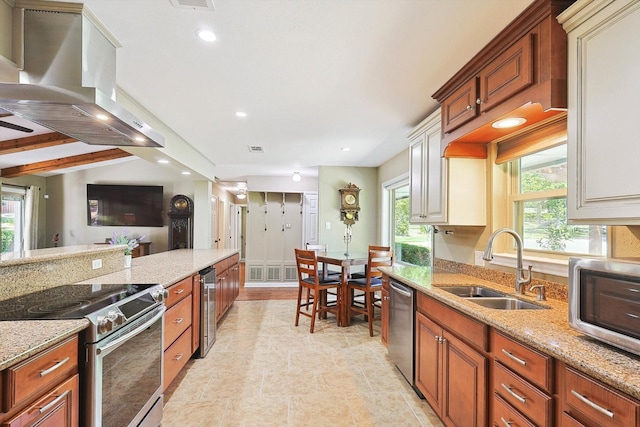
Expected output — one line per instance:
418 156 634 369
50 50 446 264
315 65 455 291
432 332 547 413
168 194 194 250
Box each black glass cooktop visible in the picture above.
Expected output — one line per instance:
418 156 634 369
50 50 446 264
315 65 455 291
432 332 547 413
0 284 159 321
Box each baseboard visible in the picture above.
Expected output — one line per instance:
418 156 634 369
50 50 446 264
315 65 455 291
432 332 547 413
244 282 298 288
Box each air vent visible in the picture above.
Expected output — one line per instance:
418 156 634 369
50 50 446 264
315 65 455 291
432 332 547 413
169 0 215 11
248 145 264 153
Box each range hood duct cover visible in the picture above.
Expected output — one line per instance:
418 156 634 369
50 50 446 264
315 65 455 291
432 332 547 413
0 6 164 148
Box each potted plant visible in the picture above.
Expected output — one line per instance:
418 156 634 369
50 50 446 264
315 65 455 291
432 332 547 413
109 229 145 268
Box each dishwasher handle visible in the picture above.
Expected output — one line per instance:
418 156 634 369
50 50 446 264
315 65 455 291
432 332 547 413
389 281 413 298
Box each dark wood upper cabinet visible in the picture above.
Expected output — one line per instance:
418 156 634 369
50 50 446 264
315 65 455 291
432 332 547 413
433 0 575 158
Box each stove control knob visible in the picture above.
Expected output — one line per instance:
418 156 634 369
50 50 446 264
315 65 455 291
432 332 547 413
97 316 111 334
151 289 169 303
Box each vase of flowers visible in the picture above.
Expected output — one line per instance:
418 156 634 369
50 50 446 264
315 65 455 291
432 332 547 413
109 229 145 268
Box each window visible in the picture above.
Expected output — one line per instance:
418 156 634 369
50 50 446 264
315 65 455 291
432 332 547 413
390 183 432 267
510 144 606 256
1 186 26 253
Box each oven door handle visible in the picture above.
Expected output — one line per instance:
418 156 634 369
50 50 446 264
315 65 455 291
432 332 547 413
96 306 165 356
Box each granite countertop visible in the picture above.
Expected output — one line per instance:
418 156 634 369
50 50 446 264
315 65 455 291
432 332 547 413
0 248 238 371
75 248 240 287
0 244 124 267
382 265 640 400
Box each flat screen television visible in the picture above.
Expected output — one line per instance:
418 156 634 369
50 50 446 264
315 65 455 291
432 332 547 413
87 184 164 227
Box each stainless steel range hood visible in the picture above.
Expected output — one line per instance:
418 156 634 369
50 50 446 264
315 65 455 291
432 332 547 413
0 3 164 148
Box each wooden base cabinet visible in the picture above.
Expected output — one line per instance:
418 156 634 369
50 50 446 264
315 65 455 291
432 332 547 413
163 276 194 392
0 335 79 427
415 297 488 427
560 364 639 427
216 254 240 323
380 276 389 347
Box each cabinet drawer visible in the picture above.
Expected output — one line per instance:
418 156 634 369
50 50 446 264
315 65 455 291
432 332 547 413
163 326 192 391
417 292 488 351
561 411 586 427
493 393 535 427
564 366 639 427
165 276 192 309
164 294 193 349
4 336 78 411
494 361 552 427
493 330 552 392
214 258 229 274
4 373 79 427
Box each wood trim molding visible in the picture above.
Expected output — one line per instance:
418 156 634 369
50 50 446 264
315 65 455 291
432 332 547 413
0 148 132 178
0 132 77 155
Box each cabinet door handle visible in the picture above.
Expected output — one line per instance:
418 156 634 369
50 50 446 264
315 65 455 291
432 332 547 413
40 357 70 377
174 288 185 294
501 383 526 403
174 317 184 324
625 312 640 319
38 390 70 414
174 353 184 361
466 104 472 110
501 349 527 365
570 390 614 418
500 417 513 427
434 335 440 342
476 98 483 105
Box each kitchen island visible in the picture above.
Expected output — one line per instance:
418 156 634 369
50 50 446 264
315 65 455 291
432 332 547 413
0 247 238 370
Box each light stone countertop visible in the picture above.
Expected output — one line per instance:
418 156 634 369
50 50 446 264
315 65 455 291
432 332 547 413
382 265 640 400
0 244 124 267
0 248 238 371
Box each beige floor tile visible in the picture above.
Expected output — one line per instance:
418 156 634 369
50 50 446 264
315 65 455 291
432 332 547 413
164 300 442 427
162 399 228 427
289 395 355 427
221 395 289 427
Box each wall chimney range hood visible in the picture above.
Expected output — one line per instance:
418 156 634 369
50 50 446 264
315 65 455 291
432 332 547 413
0 2 164 148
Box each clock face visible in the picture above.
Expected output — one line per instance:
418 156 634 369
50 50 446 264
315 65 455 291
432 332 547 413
344 194 357 205
174 198 188 210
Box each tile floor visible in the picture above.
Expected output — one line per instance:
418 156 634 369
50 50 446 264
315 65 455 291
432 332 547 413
162 300 444 427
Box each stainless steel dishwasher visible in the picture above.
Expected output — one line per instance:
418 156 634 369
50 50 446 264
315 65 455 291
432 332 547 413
388 279 422 396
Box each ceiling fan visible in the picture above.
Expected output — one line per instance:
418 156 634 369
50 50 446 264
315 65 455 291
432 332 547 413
0 112 34 133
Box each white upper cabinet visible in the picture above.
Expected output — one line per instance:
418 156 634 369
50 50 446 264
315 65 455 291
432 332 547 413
559 0 640 224
408 109 486 226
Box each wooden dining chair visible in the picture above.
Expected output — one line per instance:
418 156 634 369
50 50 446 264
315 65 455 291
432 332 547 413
350 245 391 280
294 248 342 333
346 248 393 336
304 243 341 310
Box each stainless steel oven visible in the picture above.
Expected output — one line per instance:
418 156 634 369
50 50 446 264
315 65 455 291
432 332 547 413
85 303 165 427
569 257 640 356
0 283 168 427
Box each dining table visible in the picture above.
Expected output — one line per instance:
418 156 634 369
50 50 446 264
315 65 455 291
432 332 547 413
316 250 369 326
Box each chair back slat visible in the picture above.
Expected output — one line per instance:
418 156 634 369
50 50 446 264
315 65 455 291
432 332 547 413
364 248 393 286
295 248 319 284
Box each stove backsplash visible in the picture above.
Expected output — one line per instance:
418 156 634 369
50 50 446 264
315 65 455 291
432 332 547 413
0 248 124 301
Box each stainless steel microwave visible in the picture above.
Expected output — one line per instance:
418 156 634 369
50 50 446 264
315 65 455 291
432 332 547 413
569 257 640 356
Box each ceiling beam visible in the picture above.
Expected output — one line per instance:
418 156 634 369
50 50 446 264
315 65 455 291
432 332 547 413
0 132 78 155
1 149 133 178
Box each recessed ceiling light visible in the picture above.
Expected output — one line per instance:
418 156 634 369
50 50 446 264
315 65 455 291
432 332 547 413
292 172 301 182
341 147 351 152
196 29 216 42
492 117 526 129
96 114 109 121
182 171 191 175
158 159 170 164
235 111 247 117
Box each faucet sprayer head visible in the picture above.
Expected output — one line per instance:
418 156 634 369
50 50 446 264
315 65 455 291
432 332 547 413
482 246 493 261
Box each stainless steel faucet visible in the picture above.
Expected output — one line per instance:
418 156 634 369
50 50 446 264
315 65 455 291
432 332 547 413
482 228 532 295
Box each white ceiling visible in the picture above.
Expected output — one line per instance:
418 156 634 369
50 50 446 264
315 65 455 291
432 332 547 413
0 0 535 181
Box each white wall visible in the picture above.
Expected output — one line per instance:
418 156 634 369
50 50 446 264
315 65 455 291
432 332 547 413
45 159 197 253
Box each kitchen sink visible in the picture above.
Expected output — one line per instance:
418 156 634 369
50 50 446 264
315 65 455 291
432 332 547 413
438 286 506 298
468 297 548 310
